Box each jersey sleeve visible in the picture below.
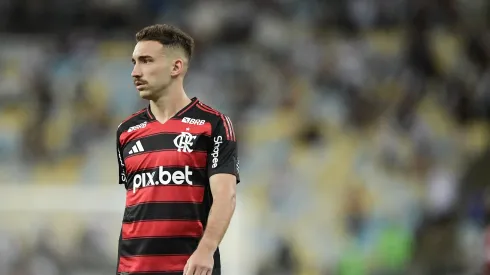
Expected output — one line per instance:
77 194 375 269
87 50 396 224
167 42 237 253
116 128 128 185
207 115 240 184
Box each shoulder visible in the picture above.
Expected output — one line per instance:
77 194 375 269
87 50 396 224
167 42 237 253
193 100 236 141
190 100 233 127
116 107 148 135
190 100 229 122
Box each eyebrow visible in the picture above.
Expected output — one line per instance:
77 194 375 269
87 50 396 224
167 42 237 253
131 55 154 63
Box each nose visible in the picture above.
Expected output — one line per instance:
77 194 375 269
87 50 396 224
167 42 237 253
131 64 142 78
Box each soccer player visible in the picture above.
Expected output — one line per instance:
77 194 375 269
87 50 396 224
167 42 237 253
115 24 239 275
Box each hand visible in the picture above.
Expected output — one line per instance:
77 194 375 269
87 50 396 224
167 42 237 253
183 248 214 275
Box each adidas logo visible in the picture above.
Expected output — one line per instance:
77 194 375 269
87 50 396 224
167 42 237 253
129 140 144 154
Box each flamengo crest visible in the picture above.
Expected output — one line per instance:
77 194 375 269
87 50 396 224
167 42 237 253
174 132 196 153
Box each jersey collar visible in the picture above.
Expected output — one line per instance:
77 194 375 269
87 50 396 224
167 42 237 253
146 97 198 121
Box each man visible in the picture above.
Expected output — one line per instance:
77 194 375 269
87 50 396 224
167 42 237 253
116 24 239 275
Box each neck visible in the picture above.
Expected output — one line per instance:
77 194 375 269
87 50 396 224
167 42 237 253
149 85 191 123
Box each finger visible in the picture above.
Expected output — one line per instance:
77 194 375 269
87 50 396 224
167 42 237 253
204 268 213 275
198 267 209 275
183 262 189 275
193 267 202 275
186 265 196 275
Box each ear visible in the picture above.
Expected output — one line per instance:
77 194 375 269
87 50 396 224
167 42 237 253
170 59 185 77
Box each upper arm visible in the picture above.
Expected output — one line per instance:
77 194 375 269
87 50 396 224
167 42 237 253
209 174 237 199
207 115 240 185
116 128 127 185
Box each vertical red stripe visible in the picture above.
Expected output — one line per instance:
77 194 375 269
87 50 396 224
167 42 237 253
224 115 235 141
197 103 235 141
122 220 203 239
220 114 231 140
118 255 189 273
126 185 205 206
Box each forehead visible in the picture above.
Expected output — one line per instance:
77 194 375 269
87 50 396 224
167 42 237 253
132 40 165 58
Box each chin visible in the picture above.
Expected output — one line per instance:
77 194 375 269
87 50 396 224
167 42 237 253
138 90 154 100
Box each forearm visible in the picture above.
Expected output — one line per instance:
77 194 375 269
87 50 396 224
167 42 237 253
197 194 236 253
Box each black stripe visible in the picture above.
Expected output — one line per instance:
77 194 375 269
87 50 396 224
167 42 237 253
124 133 210 157
123 202 202 223
119 236 199 256
126 167 208 189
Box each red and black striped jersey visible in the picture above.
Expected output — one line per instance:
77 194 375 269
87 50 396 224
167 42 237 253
115 97 239 275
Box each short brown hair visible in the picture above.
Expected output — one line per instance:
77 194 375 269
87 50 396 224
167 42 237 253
136 24 194 60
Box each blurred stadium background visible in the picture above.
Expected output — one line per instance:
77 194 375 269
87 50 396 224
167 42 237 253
1 0 490 274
